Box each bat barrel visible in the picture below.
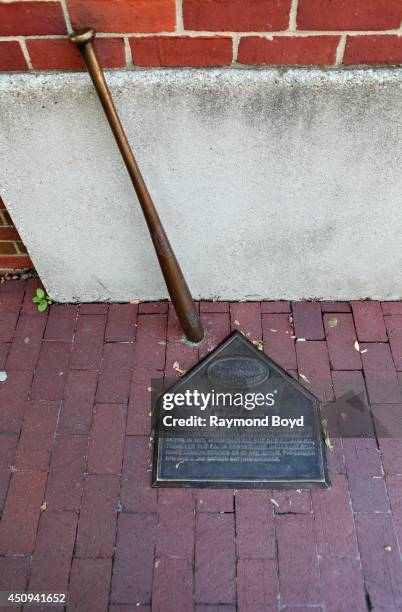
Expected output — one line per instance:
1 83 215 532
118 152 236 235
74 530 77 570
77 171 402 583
69 28 205 343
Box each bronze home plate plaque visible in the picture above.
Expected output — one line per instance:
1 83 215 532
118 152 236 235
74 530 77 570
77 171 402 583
152 331 329 489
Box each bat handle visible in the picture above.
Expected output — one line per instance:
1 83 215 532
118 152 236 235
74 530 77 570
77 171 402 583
69 28 205 343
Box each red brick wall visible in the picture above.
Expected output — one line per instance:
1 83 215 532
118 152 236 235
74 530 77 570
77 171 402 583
0 1 401 272
0 198 33 273
0 0 401 71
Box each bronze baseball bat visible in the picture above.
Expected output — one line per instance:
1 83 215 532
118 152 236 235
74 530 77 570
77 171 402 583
69 28 205 343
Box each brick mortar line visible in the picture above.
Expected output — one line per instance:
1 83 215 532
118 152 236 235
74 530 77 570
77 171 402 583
323 306 399 584
176 0 184 35
288 0 299 32
335 33 347 66
0 284 43 563
233 495 239 608
59 0 72 34
44 339 85 596
18 37 32 70
123 37 132 68
346 474 365 574
103 353 131 610
14 242 26 255
1 29 401 43
232 34 240 63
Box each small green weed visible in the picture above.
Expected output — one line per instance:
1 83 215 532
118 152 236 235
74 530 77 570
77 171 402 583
32 288 52 312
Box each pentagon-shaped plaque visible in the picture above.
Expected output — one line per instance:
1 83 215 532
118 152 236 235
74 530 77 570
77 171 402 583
152 331 329 489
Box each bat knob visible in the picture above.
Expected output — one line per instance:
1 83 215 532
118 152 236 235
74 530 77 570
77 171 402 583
69 28 96 46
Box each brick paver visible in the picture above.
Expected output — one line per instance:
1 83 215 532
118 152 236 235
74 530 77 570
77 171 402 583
29 511 77 593
96 342 134 403
156 489 194 560
68 558 112 612
112 513 157 605
44 303 78 342
312 473 358 558
324 312 362 370
31 339 71 400
356 513 402 607
105 303 138 342
196 489 234 513
15 400 58 471
45 434 88 511
319 557 367 612
152 558 193 612
0 283 401 610
262 313 297 371
58 369 98 434
276 514 320 605
361 342 401 403
230 302 262 341
6 314 47 370
292 301 324 340
295 340 334 402
237 558 278 611
121 435 157 513
69 314 106 370
343 438 389 513
75 474 119 558
235 491 275 559
352 300 388 342
195 513 236 605
0 369 32 433
87 404 125 474
199 311 230 359
385 315 402 371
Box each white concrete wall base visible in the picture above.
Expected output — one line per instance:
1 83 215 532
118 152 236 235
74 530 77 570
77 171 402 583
0 68 401 301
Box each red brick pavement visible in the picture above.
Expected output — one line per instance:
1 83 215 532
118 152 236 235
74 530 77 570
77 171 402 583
0 282 402 610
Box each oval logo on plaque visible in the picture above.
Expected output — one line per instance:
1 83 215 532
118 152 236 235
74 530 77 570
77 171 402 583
207 357 269 388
